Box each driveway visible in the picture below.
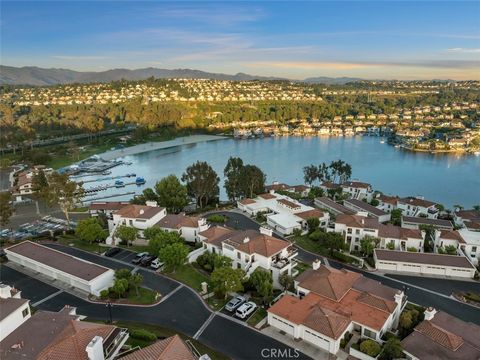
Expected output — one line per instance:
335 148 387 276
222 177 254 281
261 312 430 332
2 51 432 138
208 210 480 326
10 243 310 360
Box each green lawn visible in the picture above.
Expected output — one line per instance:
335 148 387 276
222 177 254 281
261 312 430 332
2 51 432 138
167 264 211 292
208 296 228 311
126 287 158 305
247 307 267 327
56 235 103 253
110 321 229 360
293 235 330 256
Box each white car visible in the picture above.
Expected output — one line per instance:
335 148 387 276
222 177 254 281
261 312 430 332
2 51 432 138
150 258 164 270
235 301 257 319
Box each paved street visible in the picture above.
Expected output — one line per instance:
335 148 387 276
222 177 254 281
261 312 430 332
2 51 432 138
209 210 480 325
2 243 311 360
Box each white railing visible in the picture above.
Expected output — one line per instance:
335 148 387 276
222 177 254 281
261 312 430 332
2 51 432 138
188 247 207 263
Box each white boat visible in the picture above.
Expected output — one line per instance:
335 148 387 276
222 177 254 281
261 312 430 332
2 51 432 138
380 140 385 144
474 151 480 156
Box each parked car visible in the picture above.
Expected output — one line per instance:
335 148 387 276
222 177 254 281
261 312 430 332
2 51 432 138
225 296 246 312
132 252 149 264
235 301 257 319
140 255 156 266
150 258 164 270
104 247 121 257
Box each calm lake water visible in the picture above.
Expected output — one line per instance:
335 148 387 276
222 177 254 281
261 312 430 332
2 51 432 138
80 137 480 208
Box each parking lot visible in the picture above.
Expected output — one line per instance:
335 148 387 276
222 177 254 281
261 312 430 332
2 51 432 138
107 247 138 263
1 216 75 242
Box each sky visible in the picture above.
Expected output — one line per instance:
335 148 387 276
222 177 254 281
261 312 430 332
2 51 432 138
1 1 480 80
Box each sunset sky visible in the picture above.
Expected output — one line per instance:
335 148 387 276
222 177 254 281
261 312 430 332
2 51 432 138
2 1 480 80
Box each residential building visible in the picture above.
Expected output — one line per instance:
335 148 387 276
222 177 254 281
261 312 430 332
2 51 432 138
340 181 374 201
89 201 130 218
401 216 453 230
238 191 329 235
5 241 115 296
334 214 425 252
0 306 128 360
11 165 54 197
397 197 440 219
374 249 476 278
376 195 399 212
402 308 480 360
435 229 480 265
344 198 391 223
119 335 198 360
454 209 480 231
154 214 209 243
314 196 355 216
267 263 405 355
109 203 167 236
0 284 30 342
318 181 341 194
199 226 298 288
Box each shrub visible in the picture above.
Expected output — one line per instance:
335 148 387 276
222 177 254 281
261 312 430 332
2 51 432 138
309 229 324 241
130 329 157 341
100 290 109 299
333 251 359 265
407 247 418 252
360 339 382 357
207 214 227 223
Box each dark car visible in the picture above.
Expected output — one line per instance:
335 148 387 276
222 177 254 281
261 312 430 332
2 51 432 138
132 252 149 264
104 247 121 257
140 255 156 266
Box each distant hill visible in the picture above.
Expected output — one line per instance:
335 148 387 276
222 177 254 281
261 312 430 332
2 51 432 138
302 76 363 85
0 66 289 86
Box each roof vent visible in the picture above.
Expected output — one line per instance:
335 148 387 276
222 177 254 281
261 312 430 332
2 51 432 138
243 237 250 243
139 209 145 215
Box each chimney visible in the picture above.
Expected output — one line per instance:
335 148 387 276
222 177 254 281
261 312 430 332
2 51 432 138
312 259 321 270
394 290 403 305
139 209 145 215
0 284 13 299
145 200 158 207
86 336 105 360
243 237 250 243
259 227 273 236
424 307 437 321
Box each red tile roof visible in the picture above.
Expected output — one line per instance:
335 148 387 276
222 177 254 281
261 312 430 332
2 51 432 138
115 205 164 219
120 335 195 360
295 209 326 220
155 214 201 229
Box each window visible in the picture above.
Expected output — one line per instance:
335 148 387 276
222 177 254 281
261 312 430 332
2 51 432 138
237 252 241 259
22 307 29 318
363 328 376 339
355 229 360 235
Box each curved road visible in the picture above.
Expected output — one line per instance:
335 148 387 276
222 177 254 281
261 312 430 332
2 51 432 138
210 210 480 325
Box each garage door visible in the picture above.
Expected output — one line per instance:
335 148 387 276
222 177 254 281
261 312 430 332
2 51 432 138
303 329 330 351
270 316 295 336
378 261 397 271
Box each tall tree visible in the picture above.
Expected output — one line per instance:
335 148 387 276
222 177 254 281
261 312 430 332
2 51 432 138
40 172 84 226
129 273 143 296
224 157 244 201
76 218 106 244
211 267 245 299
303 164 319 185
0 191 14 227
250 268 274 304
240 165 266 198
159 243 189 273
115 225 138 246
148 230 183 256
181 161 219 208
154 174 188 213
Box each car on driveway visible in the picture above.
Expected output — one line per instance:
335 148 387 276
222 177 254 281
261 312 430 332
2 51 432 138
225 295 246 312
104 247 121 257
140 255 156 266
235 301 257 319
132 252 149 264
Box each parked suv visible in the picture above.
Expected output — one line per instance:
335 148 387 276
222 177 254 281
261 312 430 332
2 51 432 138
150 258 164 270
104 247 121 257
140 255 156 266
225 296 246 312
132 252 149 264
235 301 257 319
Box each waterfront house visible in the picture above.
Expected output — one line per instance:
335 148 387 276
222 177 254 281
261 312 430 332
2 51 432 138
344 198 391 223
340 181 374 201
454 209 480 231
154 213 209 243
198 226 298 288
401 216 453 230
109 202 167 238
267 263 405 355
376 194 399 212
401 308 480 360
396 196 440 219
238 191 329 235
89 201 131 219
434 229 480 265
314 196 355 216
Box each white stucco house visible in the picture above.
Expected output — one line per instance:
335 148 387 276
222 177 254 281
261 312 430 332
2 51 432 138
267 263 405 355
434 229 480 265
5 241 115 296
155 214 209 243
0 284 30 341
198 226 298 288
396 197 440 219
237 191 329 235
340 181 374 202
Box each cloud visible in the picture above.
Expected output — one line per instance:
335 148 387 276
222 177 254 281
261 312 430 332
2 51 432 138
446 48 480 53
52 55 109 60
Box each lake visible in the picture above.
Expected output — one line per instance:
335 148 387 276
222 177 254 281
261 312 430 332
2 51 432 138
79 136 480 208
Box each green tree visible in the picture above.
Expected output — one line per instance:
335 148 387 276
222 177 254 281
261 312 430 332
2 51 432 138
148 230 183 256
154 174 188 213
444 245 457 255
303 164 319 185
0 191 14 227
360 339 382 357
115 268 132 280
306 217 320 233
115 225 138 246
143 227 163 240
129 273 143 296
386 241 395 250
360 236 377 256
379 338 403 360
182 161 219 208
75 218 106 244
158 243 189 273
211 266 245 299
279 272 294 292
250 268 274 303
324 232 346 255
239 164 266 198
390 209 402 226
40 172 84 226
112 278 129 299
224 156 244 201
213 254 232 269
31 169 49 195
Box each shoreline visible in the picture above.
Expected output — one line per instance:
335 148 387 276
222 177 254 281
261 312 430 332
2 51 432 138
98 134 229 160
